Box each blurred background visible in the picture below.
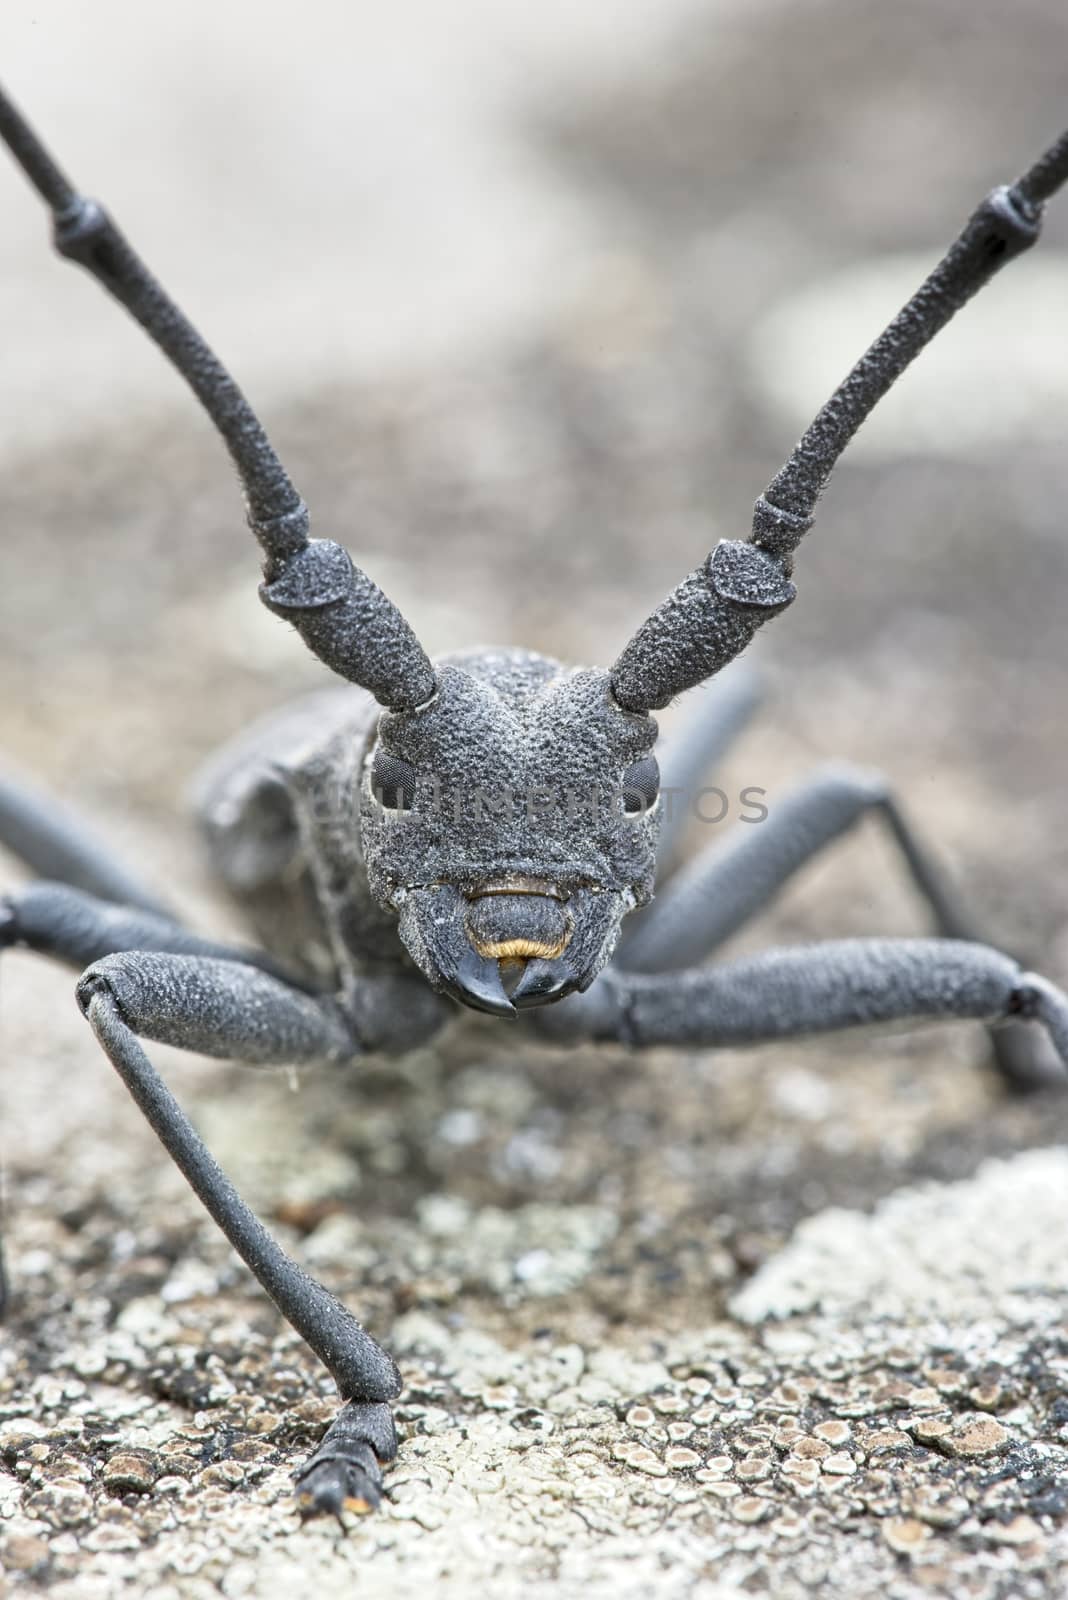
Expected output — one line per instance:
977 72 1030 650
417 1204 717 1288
3 0 1068 1367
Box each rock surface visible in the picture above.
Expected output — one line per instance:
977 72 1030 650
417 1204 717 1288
3 1145 1068 1597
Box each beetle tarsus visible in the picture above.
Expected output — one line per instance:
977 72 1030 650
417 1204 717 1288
294 1400 398 1524
295 1448 385 1524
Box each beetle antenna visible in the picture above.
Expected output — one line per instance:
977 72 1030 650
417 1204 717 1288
749 129 1068 561
611 127 1068 712
0 83 437 710
0 84 307 566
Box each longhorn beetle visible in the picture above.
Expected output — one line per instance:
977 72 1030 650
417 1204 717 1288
2 83 1068 1521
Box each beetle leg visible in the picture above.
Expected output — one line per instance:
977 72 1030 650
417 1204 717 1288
0 762 169 916
532 937 1068 1082
293 1401 399 1525
79 964 405 1519
650 663 763 876
620 762 1058 1090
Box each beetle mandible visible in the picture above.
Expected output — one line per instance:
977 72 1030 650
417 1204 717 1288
2 83 1068 1519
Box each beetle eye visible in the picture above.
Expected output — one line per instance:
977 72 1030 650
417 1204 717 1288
621 755 660 815
371 750 418 810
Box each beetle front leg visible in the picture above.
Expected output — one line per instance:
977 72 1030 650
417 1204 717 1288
71 952 446 1520
532 937 1068 1074
1 868 449 1516
293 1401 400 1521
80 960 402 1518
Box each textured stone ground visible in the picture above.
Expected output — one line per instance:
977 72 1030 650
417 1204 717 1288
3 1 1068 1595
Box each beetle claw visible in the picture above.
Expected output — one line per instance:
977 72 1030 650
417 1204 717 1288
295 1451 384 1525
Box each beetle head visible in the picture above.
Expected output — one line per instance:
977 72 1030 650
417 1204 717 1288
359 649 659 1016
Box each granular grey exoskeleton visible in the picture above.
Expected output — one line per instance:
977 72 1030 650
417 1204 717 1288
2 82 1068 1522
